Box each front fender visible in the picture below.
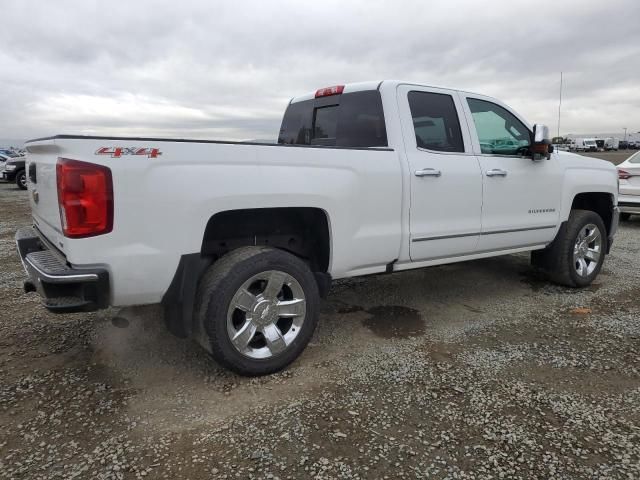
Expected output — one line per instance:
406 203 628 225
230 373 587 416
558 167 618 223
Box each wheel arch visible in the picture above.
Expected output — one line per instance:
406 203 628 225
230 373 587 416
559 166 618 239
200 207 332 272
161 207 332 339
569 191 616 237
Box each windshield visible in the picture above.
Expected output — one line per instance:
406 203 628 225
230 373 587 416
629 151 640 164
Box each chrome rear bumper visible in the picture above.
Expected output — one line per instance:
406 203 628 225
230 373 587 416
15 226 110 313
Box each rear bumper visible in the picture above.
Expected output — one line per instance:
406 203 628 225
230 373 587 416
15 226 110 313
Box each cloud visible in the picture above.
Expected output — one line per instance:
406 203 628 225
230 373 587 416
1 0 639 142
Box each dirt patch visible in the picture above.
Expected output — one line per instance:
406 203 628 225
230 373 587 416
362 305 424 338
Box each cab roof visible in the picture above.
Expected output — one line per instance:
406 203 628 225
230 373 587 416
289 80 481 104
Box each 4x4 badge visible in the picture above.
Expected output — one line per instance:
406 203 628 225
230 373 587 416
95 147 162 158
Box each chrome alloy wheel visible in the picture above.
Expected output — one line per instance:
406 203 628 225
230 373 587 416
226 270 306 359
573 223 602 278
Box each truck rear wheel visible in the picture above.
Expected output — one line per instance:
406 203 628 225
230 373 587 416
533 209 606 287
194 246 320 376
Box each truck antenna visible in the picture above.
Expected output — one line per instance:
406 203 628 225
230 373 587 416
557 71 563 140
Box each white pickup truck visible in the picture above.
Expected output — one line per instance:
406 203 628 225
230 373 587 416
17 80 619 375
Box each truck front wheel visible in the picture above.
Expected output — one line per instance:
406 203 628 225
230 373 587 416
533 209 606 287
194 246 320 376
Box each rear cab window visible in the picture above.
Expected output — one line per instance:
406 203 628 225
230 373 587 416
278 90 388 148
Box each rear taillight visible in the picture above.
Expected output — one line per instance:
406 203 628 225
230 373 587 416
56 158 113 238
618 169 632 180
315 85 344 98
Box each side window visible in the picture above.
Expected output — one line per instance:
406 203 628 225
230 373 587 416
407 91 464 153
467 98 531 156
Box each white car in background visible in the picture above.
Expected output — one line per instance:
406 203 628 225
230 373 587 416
618 151 640 220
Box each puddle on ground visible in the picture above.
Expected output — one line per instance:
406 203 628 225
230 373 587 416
111 316 130 328
337 305 365 314
462 304 484 314
361 305 425 339
519 269 552 292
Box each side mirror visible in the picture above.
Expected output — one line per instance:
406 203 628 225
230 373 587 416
531 124 552 160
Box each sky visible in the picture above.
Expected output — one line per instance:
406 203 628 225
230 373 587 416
1 0 640 144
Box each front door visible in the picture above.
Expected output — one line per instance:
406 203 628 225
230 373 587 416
397 85 483 261
460 94 562 251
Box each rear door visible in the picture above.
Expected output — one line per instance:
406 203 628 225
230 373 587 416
397 85 483 261
460 94 562 251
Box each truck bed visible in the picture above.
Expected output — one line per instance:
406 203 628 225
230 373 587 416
25 135 402 305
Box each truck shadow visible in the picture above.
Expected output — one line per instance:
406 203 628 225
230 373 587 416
620 216 640 230
99 252 573 378
323 252 576 342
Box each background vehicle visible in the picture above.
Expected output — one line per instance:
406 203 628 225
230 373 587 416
572 138 598 152
0 152 11 172
617 150 640 220
605 137 619 151
0 148 19 157
16 80 619 375
595 139 605 151
570 138 584 151
552 143 570 152
3 156 27 189
584 138 598 151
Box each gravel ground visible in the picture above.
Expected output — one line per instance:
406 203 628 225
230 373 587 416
1 179 639 480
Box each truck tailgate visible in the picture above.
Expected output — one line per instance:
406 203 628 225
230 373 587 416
24 139 66 251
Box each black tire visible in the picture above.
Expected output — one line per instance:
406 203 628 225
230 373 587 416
16 170 27 190
620 212 631 221
194 246 320 376
533 209 607 288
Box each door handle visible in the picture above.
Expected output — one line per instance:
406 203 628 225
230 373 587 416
485 169 508 177
415 168 442 177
